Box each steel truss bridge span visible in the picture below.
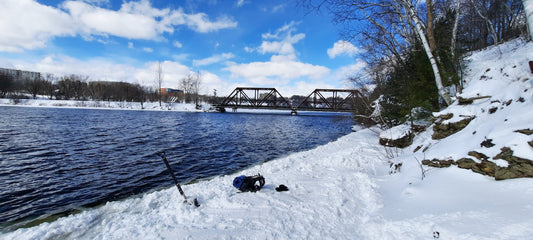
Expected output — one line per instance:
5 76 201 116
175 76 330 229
215 87 363 114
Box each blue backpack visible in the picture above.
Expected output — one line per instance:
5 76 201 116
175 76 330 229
233 174 265 192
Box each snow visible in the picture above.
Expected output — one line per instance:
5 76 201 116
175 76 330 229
0 99 207 112
379 124 411 140
1 39 533 239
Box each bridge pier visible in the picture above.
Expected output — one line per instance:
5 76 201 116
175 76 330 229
291 109 298 115
215 106 226 113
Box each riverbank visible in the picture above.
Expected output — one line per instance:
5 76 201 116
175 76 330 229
2 39 532 239
0 98 207 112
2 125 532 239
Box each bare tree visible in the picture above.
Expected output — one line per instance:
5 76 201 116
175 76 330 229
23 77 45 99
179 74 193 103
179 72 201 104
192 71 202 106
156 61 163 107
43 73 56 99
301 0 452 106
450 0 462 59
57 75 89 100
0 72 14 97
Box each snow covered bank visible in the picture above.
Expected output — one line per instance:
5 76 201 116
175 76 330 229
0 98 207 112
2 39 532 239
3 128 533 239
0 129 383 239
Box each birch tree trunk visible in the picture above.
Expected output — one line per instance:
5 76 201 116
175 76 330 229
524 0 533 40
426 0 436 52
402 0 453 106
451 0 461 58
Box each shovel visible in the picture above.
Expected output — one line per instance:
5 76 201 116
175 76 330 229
157 151 200 207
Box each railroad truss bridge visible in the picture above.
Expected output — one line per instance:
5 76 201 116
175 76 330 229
215 87 364 115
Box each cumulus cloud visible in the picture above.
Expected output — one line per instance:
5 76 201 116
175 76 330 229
225 55 330 86
227 22 330 86
335 60 367 78
63 0 161 39
247 21 305 57
327 40 362 59
193 53 235 66
0 0 76 52
0 0 238 52
173 41 183 48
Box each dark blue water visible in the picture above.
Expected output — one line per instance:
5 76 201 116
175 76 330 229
0 106 353 230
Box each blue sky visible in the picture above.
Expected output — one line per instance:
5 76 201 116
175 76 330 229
0 0 365 96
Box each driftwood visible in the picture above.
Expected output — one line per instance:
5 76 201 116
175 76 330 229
457 96 491 105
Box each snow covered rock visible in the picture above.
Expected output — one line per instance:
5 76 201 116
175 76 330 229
415 39 533 180
431 113 474 140
379 124 414 148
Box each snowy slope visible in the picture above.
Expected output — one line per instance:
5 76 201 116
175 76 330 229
424 39 533 161
2 39 533 239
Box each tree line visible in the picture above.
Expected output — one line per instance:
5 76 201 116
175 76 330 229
0 71 213 105
301 0 530 126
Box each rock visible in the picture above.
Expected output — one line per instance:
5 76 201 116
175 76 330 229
421 147 533 180
379 125 414 148
434 113 453 122
477 160 497 176
379 132 414 148
493 147 514 160
432 116 475 140
493 147 533 180
411 124 427 133
413 145 422 153
456 158 477 169
514 128 533 135
422 159 454 168
468 151 489 160
480 139 495 148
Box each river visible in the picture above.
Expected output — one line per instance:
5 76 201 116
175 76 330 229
0 106 353 231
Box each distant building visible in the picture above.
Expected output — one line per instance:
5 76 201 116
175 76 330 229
161 88 184 97
0 67 41 81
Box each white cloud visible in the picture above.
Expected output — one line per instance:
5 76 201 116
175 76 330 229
244 46 254 52
225 55 330 86
80 0 110 7
173 41 183 48
63 1 161 39
227 22 329 87
4 54 195 88
182 13 237 33
128 42 134 49
143 47 154 53
236 0 247 7
336 61 367 77
172 53 189 62
327 40 362 59
278 81 336 97
254 21 304 57
271 4 285 13
0 0 238 52
193 53 235 66
0 0 76 52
